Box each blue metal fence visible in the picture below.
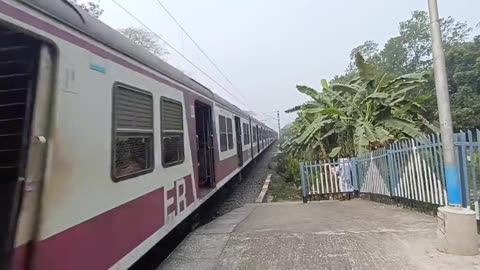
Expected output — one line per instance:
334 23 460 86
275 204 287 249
300 130 480 219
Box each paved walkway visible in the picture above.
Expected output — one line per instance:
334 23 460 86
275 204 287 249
158 200 480 270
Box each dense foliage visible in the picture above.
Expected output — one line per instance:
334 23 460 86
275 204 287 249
283 54 437 159
283 11 480 160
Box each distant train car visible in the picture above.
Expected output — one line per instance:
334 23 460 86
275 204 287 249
0 0 276 269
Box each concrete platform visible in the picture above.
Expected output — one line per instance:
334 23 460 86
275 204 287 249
158 200 480 270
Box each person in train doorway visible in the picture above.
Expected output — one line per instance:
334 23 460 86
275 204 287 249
335 158 354 200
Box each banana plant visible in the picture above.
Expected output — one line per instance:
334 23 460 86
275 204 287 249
284 53 438 159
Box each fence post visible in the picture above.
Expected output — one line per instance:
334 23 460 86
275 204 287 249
351 158 359 197
456 131 470 208
300 162 308 203
386 145 395 198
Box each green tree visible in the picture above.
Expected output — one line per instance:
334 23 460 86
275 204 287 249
379 36 409 75
393 11 471 73
346 40 379 73
446 36 480 130
348 11 471 76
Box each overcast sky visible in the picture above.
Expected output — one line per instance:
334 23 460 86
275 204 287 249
88 0 480 129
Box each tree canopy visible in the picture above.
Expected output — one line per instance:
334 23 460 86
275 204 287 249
284 10 479 159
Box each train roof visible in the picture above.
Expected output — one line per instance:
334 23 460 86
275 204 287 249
20 0 257 119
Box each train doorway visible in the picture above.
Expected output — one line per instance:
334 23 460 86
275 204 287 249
256 125 260 153
234 117 243 167
195 101 215 190
0 24 53 269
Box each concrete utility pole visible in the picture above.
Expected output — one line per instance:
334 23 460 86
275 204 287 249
428 0 477 256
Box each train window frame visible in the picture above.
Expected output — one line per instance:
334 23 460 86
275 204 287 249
242 123 250 145
111 83 154 182
219 115 227 152
160 97 185 168
227 118 234 150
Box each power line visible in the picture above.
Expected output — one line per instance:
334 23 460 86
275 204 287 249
109 0 248 107
262 113 277 121
152 0 249 104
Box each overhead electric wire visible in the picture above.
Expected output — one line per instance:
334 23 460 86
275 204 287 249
262 113 277 121
109 0 248 107
152 0 249 104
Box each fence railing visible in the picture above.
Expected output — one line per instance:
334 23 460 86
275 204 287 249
300 130 480 219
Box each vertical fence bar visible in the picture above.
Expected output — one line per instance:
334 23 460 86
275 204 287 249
319 159 325 195
391 142 399 197
403 141 413 200
437 133 448 204
307 161 312 197
387 147 395 197
315 160 320 195
385 148 391 196
468 130 478 219
475 129 480 219
300 162 307 203
398 141 408 199
414 139 426 202
359 154 366 192
323 161 329 194
352 158 359 193
394 142 404 198
426 135 435 203
410 139 420 201
333 159 339 193
405 140 415 200
432 134 441 204
425 135 438 204
428 134 440 204
373 152 377 194
458 132 470 208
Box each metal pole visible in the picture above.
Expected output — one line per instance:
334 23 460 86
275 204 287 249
277 110 281 140
428 0 462 206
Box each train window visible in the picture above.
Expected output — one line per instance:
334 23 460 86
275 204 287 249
219 115 227 152
161 97 184 167
243 123 250 145
112 84 154 182
227 118 234 149
253 126 257 143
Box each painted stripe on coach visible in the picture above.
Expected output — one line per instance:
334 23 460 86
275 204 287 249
29 186 165 270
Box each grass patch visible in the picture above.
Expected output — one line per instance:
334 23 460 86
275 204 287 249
268 174 302 202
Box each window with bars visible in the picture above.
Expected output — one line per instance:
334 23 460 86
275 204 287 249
112 84 154 182
161 97 184 167
227 118 233 150
219 115 227 152
242 123 250 145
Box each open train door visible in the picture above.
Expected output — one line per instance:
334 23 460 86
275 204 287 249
234 117 243 166
0 25 54 270
195 101 215 189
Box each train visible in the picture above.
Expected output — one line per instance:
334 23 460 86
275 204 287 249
0 0 277 269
